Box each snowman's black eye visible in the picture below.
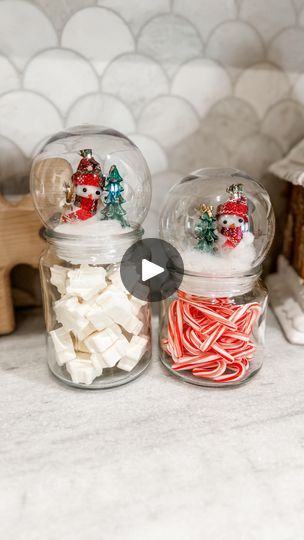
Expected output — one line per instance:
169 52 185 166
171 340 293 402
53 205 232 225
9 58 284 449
82 187 87 193
96 190 100 195
223 220 227 225
238 218 243 223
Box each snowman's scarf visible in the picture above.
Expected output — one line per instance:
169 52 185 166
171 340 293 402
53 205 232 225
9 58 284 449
220 226 243 248
74 194 98 215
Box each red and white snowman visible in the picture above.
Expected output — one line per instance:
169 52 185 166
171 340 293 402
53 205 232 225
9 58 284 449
216 184 254 253
61 149 104 223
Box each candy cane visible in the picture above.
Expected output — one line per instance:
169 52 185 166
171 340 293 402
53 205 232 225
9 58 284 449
213 361 246 383
193 359 227 378
162 291 261 384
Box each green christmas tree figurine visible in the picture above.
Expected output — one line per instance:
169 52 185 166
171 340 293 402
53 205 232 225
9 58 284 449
195 204 218 253
100 164 129 227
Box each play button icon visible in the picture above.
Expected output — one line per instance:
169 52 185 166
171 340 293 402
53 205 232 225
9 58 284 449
120 238 184 302
142 259 164 282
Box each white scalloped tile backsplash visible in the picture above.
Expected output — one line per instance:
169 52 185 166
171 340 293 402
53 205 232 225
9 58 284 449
0 0 303 225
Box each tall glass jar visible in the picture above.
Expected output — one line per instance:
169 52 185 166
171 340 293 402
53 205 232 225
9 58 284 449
31 125 152 389
40 229 151 389
159 168 275 387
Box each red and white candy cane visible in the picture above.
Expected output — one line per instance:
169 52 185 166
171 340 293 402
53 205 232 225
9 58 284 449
162 292 261 384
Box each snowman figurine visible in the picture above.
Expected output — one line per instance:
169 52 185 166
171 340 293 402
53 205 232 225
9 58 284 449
216 183 254 253
61 149 104 223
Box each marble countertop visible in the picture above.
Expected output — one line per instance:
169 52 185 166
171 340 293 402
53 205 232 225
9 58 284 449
0 308 304 540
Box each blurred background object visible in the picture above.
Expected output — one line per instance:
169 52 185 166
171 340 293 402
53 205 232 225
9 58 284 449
0 194 44 334
1 0 304 326
267 141 304 344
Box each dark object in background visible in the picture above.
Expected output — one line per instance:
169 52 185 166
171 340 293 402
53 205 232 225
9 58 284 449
266 141 304 344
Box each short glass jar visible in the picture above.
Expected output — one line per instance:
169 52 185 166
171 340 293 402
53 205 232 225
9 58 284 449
40 228 151 389
160 272 267 387
159 168 274 387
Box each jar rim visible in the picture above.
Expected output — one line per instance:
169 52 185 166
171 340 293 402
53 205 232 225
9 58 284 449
43 223 144 264
44 222 143 243
175 265 262 297
179 265 262 280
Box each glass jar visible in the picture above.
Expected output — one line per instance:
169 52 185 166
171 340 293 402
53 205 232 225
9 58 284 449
160 273 267 387
40 228 151 389
159 168 275 387
30 124 152 388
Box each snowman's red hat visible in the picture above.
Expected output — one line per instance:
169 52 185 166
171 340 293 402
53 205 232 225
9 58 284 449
217 197 248 222
72 171 101 187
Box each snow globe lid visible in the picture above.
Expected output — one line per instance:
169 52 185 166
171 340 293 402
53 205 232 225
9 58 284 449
30 125 151 238
159 168 275 293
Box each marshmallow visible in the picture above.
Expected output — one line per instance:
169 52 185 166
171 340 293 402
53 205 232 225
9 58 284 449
102 335 129 367
84 324 122 353
54 296 95 340
122 315 143 335
86 303 115 331
117 335 148 372
74 337 90 353
90 353 108 371
129 296 147 316
128 335 149 360
66 264 107 301
50 265 68 295
95 285 130 306
73 323 95 342
50 326 76 366
117 356 140 372
66 353 101 384
108 268 129 293
95 292 143 334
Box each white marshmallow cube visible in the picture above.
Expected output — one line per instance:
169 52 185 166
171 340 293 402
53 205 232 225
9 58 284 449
96 292 143 334
102 335 129 367
66 265 107 301
54 296 78 330
129 296 147 316
84 324 121 353
49 326 76 366
54 296 95 340
50 265 68 295
122 315 143 335
90 352 108 372
128 335 149 360
117 356 140 372
95 285 129 306
86 304 114 331
66 353 100 385
117 335 148 372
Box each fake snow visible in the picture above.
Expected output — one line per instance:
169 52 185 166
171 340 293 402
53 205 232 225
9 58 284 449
182 239 256 275
55 214 133 236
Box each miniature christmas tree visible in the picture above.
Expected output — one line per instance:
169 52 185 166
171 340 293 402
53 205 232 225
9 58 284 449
195 204 218 253
100 165 129 227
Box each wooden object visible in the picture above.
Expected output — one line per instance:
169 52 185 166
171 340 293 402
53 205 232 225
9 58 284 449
267 141 304 344
289 185 304 278
0 193 45 335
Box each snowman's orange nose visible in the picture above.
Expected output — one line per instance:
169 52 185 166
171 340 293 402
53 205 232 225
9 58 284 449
229 223 235 229
88 193 93 199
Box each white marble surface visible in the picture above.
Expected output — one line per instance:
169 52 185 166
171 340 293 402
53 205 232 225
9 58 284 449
0 308 304 540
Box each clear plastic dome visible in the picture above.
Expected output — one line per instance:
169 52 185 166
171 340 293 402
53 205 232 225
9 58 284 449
30 125 151 237
160 168 275 278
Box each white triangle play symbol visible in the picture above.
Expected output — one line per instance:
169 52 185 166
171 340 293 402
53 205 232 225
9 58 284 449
142 259 165 282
